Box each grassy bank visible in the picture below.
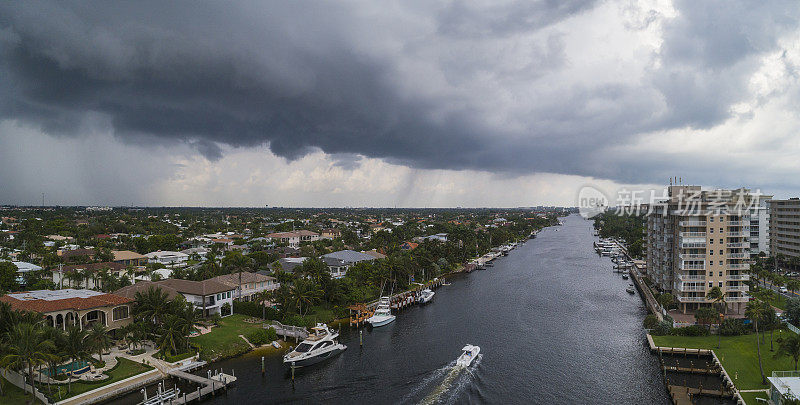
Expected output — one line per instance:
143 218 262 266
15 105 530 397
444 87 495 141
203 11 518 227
0 375 44 405
46 357 153 401
653 330 795 391
190 314 270 361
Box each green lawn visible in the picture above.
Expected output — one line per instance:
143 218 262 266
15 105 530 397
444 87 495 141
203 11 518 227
653 331 797 391
0 375 44 405
739 391 769 404
190 314 268 360
46 357 154 401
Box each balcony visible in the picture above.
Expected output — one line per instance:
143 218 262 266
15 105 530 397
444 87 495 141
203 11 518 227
680 241 706 249
680 221 707 227
727 242 749 248
727 253 748 259
727 231 746 237
677 296 707 303
676 284 706 292
726 274 750 281
728 263 749 270
681 232 707 238
679 253 707 260
726 296 750 302
680 264 706 270
726 285 749 292
678 274 706 281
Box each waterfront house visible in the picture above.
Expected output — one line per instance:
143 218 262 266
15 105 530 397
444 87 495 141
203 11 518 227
273 257 309 273
209 272 278 302
320 250 379 278
0 289 132 338
116 279 234 318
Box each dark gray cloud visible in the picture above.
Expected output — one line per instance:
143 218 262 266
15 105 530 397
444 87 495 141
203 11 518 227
0 0 799 191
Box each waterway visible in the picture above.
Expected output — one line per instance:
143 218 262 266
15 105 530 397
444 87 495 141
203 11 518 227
118 214 669 404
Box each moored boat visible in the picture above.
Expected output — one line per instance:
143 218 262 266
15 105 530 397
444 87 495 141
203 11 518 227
283 323 346 368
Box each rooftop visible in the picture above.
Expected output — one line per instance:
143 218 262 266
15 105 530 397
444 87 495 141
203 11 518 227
1 289 131 313
322 250 377 264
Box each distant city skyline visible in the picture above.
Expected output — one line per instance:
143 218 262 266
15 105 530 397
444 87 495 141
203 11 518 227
2 2 800 207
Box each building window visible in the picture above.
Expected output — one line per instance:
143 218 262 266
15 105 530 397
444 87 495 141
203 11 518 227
719 271 722 276
113 306 129 321
227 291 231 299
719 281 723 287
708 282 713 288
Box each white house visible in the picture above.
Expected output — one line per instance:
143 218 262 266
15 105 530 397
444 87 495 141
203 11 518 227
266 230 320 247
117 279 234 318
210 272 279 302
145 251 189 267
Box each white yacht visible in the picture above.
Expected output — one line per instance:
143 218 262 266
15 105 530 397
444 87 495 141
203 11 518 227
456 345 480 367
283 323 346 368
417 289 435 304
367 297 396 327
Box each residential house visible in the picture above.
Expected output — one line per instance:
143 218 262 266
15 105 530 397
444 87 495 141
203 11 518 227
320 229 341 239
266 231 320 247
209 272 278 302
111 250 148 266
0 289 132 338
320 250 379 278
273 257 309 273
118 279 234 318
58 248 97 262
11 261 42 284
364 249 387 259
400 242 418 251
145 251 189 267
53 262 128 289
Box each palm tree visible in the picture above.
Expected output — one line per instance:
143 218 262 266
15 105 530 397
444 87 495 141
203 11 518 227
156 315 184 356
0 323 56 397
85 322 112 362
706 287 725 349
788 279 800 296
694 306 719 332
253 290 273 320
62 326 88 393
745 300 768 385
775 334 800 370
134 286 171 326
291 279 322 316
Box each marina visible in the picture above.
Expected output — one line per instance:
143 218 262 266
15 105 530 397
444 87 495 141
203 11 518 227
111 214 668 404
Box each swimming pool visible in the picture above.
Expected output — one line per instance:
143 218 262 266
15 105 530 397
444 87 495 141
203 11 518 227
41 360 90 377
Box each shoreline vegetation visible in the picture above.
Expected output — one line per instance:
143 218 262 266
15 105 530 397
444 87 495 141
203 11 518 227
0 207 568 404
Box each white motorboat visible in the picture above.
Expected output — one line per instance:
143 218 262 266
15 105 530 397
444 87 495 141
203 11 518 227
626 284 636 294
417 289 435 304
367 297 396 327
456 345 480 367
283 323 346 368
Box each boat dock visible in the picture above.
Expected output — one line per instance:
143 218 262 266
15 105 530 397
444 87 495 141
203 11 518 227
163 368 237 404
271 321 309 341
348 277 446 327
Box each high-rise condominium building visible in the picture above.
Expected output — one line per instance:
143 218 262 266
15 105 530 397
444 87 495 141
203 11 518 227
768 198 800 258
646 185 759 314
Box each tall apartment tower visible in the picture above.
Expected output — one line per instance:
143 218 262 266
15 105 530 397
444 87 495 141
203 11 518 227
749 194 772 258
768 198 800 258
646 185 756 314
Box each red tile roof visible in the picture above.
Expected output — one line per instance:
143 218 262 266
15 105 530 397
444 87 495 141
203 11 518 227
0 290 132 314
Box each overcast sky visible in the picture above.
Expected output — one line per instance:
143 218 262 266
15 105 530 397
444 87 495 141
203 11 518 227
1 0 800 207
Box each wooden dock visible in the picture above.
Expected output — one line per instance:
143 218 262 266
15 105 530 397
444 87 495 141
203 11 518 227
348 277 446 326
271 321 309 341
166 368 236 404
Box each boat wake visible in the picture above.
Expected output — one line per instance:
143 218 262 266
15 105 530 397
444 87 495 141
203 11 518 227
411 354 482 405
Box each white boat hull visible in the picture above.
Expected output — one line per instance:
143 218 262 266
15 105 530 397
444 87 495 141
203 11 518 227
456 345 480 367
368 315 396 327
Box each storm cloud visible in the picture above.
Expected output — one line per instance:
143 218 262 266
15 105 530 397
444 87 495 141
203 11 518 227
2 0 800 202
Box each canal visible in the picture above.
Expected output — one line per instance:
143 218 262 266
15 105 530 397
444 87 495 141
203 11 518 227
120 214 670 404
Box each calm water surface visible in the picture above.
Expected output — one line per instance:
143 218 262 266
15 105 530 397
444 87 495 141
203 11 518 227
119 214 669 404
